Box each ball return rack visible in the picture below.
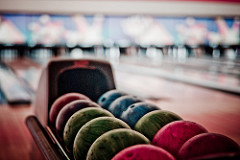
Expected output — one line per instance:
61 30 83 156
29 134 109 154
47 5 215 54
26 58 116 160
25 58 240 160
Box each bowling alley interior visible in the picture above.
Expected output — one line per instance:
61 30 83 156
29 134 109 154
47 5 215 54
1 0 240 160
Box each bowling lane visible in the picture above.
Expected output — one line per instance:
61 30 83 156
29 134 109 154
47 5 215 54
117 55 240 94
0 58 44 159
0 104 44 160
0 58 41 104
2 57 43 91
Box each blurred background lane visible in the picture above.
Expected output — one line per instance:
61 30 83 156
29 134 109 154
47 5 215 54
0 13 240 102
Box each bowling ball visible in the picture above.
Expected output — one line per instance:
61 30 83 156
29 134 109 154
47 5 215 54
120 102 160 128
152 120 208 158
97 89 127 110
86 128 150 160
112 144 176 160
178 133 240 160
108 95 142 118
73 117 130 160
63 107 114 153
55 100 100 140
49 92 90 127
187 151 240 160
134 110 182 141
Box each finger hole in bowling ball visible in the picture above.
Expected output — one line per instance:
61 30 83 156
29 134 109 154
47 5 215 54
126 152 133 158
129 105 135 108
126 152 134 158
101 97 106 102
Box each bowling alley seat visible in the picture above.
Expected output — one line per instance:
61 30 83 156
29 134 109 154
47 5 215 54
26 58 116 160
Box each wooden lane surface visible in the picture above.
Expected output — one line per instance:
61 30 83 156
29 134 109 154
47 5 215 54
0 105 44 160
2 57 43 91
0 58 44 160
115 71 240 144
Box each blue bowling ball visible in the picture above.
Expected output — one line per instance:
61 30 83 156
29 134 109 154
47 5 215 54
97 89 127 110
108 95 142 118
120 102 160 128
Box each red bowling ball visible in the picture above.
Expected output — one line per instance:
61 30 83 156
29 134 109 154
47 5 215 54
112 144 176 160
178 132 240 160
55 99 100 139
152 120 208 158
49 92 90 127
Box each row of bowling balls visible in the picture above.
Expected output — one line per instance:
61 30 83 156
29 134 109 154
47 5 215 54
48 90 240 160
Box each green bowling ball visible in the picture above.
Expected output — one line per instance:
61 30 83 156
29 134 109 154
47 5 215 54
86 128 150 160
134 110 182 141
63 107 114 152
73 117 130 160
